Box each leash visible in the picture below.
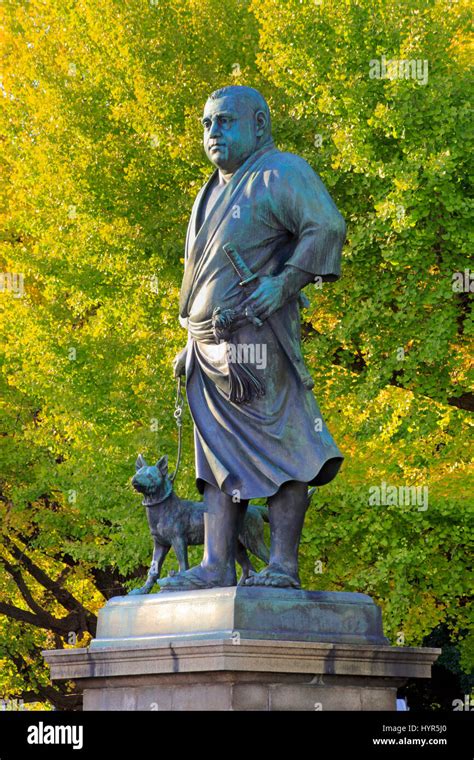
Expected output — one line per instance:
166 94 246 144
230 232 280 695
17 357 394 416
169 376 184 483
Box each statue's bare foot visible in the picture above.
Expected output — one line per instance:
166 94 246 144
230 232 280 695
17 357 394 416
243 563 301 588
158 564 236 592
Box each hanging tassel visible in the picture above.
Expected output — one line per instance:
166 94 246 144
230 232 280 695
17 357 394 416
212 306 266 404
227 341 266 404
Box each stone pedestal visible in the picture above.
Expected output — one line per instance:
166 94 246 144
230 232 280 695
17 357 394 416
43 588 440 711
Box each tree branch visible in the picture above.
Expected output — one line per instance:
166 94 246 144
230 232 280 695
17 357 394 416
0 556 52 620
2 536 97 633
17 687 82 711
5 649 82 711
0 601 77 635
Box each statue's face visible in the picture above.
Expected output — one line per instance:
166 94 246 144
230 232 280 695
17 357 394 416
202 95 258 174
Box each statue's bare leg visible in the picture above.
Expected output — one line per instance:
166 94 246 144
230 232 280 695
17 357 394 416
244 480 310 588
159 484 248 590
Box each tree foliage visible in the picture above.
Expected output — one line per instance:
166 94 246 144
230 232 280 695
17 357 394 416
0 0 472 707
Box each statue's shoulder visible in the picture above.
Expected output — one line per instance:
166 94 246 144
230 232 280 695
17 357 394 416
260 149 319 183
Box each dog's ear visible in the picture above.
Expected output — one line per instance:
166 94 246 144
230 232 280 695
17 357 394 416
156 455 168 476
136 454 148 471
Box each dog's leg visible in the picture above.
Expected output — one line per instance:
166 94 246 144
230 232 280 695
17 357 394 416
172 537 189 573
149 538 170 586
129 540 170 595
236 541 255 585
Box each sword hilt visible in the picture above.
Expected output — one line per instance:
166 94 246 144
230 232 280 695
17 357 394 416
239 272 259 287
222 243 259 286
222 243 262 325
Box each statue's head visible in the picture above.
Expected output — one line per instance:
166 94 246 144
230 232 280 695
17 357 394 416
202 85 272 174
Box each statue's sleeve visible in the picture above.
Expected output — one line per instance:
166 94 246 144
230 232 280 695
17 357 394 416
268 155 346 281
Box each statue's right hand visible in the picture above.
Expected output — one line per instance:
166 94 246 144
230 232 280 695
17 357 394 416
172 346 187 378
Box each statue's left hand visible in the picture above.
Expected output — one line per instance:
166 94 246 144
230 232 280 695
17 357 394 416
240 275 286 322
172 345 188 378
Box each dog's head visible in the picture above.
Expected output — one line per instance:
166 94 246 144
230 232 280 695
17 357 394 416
132 454 172 506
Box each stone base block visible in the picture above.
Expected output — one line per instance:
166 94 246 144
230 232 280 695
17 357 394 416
42 588 440 711
90 586 389 648
44 639 440 711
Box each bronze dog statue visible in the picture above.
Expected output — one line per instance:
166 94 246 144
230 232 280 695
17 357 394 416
129 454 270 594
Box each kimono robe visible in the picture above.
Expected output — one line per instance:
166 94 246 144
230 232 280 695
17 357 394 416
179 141 346 500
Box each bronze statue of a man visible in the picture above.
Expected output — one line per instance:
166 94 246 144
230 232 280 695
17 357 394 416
159 85 345 591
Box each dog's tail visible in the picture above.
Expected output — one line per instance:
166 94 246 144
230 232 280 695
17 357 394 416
251 503 269 522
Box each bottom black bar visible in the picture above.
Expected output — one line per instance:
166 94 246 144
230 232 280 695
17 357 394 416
0 711 471 758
